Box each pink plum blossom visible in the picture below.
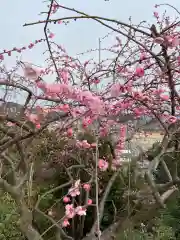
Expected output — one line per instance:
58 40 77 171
135 67 144 77
83 183 91 191
98 159 109 171
23 64 43 80
65 204 76 218
63 196 71 203
153 12 159 18
75 206 87 216
87 199 93 205
68 180 81 197
7 122 15 127
110 83 122 97
91 143 97 148
48 32 55 38
160 95 169 101
168 116 177 123
62 219 70 227
81 140 91 149
67 128 73 137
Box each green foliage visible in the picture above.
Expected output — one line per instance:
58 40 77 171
145 141 179 239
155 222 175 240
0 193 25 240
117 228 151 240
159 195 180 239
116 220 175 240
1 130 176 240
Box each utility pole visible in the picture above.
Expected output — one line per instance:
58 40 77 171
98 38 101 70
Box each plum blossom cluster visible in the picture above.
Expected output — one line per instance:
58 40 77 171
0 39 44 60
98 158 121 171
110 82 132 98
154 35 180 48
58 180 92 227
62 204 87 227
24 67 105 115
98 159 109 171
76 140 96 149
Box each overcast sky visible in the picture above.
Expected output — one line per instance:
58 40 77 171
0 0 180 69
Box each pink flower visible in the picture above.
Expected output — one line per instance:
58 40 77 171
82 117 92 128
28 43 34 49
83 183 91 191
74 179 81 188
153 12 159 18
168 116 177 123
36 123 41 129
65 204 76 218
26 113 39 124
62 219 70 227
75 140 91 149
140 52 146 61
0 54 4 60
7 122 15 127
164 36 177 47
23 64 43 80
82 140 91 149
76 140 83 148
171 37 180 47
91 143 97 148
49 32 55 38
93 77 100 84
133 108 142 117
68 180 81 197
35 79 46 91
68 187 80 197
135 67 144 77
60 69 69 84
110 83 120 97
132 91 143 100
44 83 72 95
87 199 93 205
75 206 87 216
160 95 169 101
88 97 104 115
60 104 70 112
67 128 73 137
98 159 109 171
63 196 71 203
